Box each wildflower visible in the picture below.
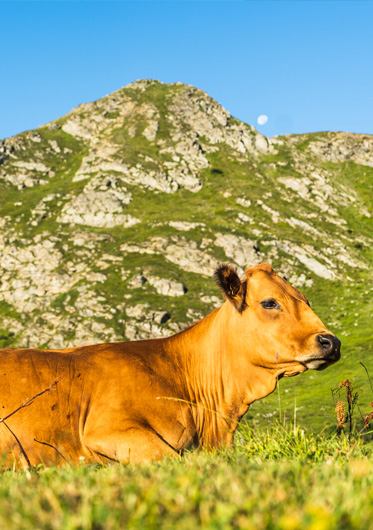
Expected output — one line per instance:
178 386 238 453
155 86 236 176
335 398 345 429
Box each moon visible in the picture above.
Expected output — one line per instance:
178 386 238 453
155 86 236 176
257 115 268 126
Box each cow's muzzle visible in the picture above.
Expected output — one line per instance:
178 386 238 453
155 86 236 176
307 334 341 370
297 334 341 371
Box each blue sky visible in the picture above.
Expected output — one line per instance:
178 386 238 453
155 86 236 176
1 1 372 139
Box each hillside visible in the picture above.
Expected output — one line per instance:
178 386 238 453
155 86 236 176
0 79 372 429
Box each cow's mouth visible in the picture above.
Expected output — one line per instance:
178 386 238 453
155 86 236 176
305 356 340 371
297 334 341 371
297 351 341 371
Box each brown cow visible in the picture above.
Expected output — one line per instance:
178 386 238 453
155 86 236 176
0 263 340 469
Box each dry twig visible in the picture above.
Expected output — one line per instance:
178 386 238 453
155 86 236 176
0 378 62 468
0 378 62 425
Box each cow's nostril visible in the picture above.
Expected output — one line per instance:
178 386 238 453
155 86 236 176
317 334 341 356
317 335 333 353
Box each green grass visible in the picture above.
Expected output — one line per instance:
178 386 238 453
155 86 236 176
1 423 373 529
0 329 15 348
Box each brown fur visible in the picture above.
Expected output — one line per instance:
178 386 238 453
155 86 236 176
0 263 339 468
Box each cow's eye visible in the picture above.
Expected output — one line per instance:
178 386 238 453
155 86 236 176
260 299 280 310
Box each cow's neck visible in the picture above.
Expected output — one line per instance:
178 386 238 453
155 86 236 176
164 302 280 449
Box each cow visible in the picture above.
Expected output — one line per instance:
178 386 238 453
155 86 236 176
0 263 340 469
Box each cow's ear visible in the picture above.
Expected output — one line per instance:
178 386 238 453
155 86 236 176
214 265 247 313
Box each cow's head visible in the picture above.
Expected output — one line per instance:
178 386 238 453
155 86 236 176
215 263 340 382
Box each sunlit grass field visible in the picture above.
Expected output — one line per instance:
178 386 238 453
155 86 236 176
1 421 373 530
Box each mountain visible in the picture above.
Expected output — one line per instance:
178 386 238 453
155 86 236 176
0 79 372 429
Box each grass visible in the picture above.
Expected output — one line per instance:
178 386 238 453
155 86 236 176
1 423 373 529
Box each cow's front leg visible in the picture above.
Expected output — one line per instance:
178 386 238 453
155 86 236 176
83 426 181 464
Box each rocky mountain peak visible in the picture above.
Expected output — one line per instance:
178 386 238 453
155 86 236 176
0 80 371 353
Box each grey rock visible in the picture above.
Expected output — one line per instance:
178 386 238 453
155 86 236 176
58 176 139 228
128 274 147 289
147 276 186 296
